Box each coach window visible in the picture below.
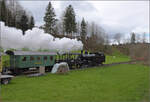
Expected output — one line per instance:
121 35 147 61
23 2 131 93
30 56 34 61
22 57 26 61
44 56 47 60
50 56 53 60
37 56 41 60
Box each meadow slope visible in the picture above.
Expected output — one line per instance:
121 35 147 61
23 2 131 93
1 64 150 102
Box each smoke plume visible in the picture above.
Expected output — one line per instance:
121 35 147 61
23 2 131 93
0 22 83 52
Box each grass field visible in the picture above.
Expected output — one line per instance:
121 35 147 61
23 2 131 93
105 48 131 64
1 64 150 102
104 55 130 64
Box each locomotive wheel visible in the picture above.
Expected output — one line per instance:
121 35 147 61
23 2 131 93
81 64 88 69
13 69 20 75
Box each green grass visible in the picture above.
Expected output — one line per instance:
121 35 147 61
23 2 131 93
1 64 150 102
105 55 130 64
1 55 10 67
105 48 131 64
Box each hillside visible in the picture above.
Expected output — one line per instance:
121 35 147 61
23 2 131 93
1 64 150 102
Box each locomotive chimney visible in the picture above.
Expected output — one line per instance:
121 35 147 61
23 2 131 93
81 50 83 55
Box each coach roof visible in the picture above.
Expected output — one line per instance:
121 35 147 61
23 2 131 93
5 50 57 56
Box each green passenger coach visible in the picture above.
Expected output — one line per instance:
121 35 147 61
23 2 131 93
5 50 57 74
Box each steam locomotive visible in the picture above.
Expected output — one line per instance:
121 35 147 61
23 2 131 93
1 50 105 75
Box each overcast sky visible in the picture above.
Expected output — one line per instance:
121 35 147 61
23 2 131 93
19 1 149 42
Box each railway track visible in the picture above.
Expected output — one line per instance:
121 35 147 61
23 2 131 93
20 60 141 75
72 60 140 70
103 60 138 67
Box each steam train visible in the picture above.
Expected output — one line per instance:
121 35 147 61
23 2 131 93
1 50 105 75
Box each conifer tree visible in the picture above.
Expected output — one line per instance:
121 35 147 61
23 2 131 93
0 0 7 23
0 0 34 33
44 2 57 34
80 18 87 50
63 5 77 36
131 32 136 44
5 9 11 26
81 18 87 39
19 12 29 35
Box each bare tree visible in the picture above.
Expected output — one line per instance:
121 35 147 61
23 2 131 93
142 32 146 43
122 37 130 44
76 21 80 37
104 34 110 45
114 33 122 44
135 33 142 43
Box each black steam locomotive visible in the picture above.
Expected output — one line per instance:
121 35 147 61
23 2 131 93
56 50 105 69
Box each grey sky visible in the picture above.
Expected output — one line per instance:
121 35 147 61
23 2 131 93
19 1 149 42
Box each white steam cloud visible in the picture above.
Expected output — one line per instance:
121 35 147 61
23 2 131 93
0 22 83 52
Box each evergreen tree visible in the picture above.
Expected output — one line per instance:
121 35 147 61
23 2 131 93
5 9 11 26
19 12 29 35
63 5 77 36
0 0 7 22
80 18 87 49
29 16 35 29
44 2 57 34
131 32 136 44
80 18 87 39
0 0 34 33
